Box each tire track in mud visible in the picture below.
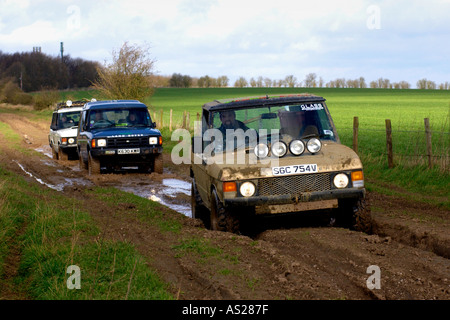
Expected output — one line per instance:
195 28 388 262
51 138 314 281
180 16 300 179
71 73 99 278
1 113 449 299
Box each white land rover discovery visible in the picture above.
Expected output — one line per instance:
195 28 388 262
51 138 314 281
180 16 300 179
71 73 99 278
48 100 88 160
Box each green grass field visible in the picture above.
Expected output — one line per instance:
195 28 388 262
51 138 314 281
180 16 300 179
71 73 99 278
52 87 450 206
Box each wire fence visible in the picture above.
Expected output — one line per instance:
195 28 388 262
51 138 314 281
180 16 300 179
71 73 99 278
339 117 449 172
152 109 449 172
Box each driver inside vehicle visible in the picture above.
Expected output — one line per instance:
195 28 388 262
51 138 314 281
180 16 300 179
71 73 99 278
89 111 105 128
218 110 249 134
215 110 259 151
127 111 139 125
60 115 74 128
280 111 319 138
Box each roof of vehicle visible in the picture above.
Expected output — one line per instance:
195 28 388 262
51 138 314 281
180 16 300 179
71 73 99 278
55 100 88 111
56 107 83 113
82 100 147 111
203 94 326 112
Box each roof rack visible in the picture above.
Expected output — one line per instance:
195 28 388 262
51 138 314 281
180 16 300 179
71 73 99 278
55 98 97 110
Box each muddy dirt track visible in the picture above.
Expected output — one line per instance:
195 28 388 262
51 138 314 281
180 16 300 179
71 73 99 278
0 109 449 300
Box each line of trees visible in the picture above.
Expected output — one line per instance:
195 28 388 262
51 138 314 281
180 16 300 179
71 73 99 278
167 73 229 88
165 72 449 90
0 50 99 92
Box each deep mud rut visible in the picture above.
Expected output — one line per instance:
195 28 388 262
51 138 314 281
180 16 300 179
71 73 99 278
0 110 449 300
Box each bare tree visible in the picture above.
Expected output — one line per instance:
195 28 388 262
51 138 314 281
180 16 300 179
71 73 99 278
256 76 264 87
93 42 156 101
358 77 367 88
304 73 317 88
234 77 248 88
264 77 272 87
318 77 324 88
284 75 297 87
217 75 229 87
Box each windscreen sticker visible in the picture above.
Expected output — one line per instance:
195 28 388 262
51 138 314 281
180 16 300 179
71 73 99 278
300 103 324 111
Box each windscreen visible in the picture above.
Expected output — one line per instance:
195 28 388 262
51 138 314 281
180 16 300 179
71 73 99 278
87 108 152 129
57 111 81 129
211 102 337 151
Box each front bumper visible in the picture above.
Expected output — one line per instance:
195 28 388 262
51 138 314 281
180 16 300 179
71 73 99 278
223 188 365 207
90 146 163 164
60 144 77 150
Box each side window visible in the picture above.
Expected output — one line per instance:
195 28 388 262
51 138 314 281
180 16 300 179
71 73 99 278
51 113 58 130
79 111 86 132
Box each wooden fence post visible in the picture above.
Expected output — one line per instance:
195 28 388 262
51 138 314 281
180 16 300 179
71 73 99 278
353 116 359 153
424 118 433 169
385 119 394 168
182 111 186 129
186 112 190 130
169 109 173 131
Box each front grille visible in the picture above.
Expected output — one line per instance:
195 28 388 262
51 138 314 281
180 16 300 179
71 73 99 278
258 173 332 196
107 137 147 148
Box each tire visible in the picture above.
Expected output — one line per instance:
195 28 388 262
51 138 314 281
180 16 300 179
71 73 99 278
335 197 373 234
138 164 151 173
210 189 240 233
191 180 210 228
79 150 88 171
88 151 101 175
51 145 59 160
58 147 68 161
153 153 163 174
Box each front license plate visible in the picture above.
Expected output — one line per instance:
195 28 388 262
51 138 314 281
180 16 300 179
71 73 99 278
118 148 140 155
272 164 318 176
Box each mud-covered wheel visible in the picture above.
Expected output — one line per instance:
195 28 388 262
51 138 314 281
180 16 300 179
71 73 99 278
191 180 210 228
153 153 163 174
51 145 59 160
210 189 240 233
336 197 372 234
79 150 88 170
58 147 68 161
88 151 101 175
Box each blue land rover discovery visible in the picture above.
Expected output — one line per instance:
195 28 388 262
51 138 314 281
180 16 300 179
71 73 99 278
77 100 163 175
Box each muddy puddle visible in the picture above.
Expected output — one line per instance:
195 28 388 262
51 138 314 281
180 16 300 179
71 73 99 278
34 146 53 159
116 177 192 217
26 151 193 217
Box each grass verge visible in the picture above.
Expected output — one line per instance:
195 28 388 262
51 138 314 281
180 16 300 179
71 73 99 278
0 165 173 300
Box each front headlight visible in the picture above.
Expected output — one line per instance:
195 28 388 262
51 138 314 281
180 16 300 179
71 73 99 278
240 182 256 197
271 141 287 157
254 143 269 158
68 138 75 144
97 139 107 147
289 139 305 156
333 173 349 189
149 137 158 145
306 138 322 154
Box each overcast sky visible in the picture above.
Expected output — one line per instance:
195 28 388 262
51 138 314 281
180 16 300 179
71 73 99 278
1 0 449 87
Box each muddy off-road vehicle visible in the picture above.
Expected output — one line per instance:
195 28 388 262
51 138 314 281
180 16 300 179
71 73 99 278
190 94 371 233
77 100 163 175
49 100 86 160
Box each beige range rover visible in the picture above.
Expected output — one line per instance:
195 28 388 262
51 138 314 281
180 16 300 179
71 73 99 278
190 94 371 234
